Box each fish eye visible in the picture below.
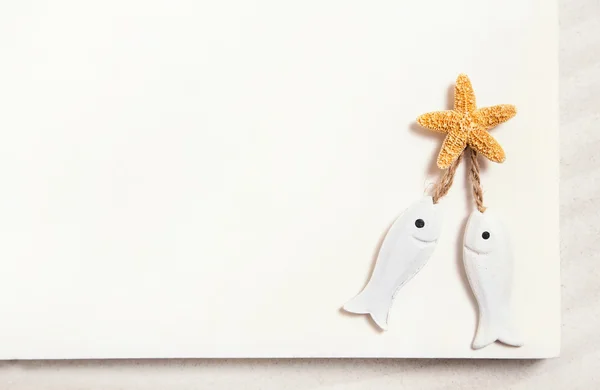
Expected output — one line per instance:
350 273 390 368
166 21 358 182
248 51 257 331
482 231 490 240
415 219 425 228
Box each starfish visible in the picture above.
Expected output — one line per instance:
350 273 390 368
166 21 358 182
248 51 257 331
417 74 516 169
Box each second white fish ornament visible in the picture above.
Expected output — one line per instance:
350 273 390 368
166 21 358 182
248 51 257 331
463 209 523 349
343 196 442 330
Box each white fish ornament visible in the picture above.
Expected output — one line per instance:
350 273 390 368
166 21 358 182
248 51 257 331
343 196 442 330
463 209 523 349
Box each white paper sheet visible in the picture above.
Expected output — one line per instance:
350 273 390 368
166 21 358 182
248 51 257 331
0 0 558 358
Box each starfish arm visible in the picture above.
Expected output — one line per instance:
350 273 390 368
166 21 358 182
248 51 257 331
416 110 462 133
474 104 517 130
437 130 468 169
468 129 506 163
454 74 477 113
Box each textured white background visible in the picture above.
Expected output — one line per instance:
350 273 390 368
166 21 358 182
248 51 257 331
0 0 597 388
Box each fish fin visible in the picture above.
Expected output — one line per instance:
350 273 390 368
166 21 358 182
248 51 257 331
498 325 524 348
472 318 524 349
472 320 498 350
343 289 393 331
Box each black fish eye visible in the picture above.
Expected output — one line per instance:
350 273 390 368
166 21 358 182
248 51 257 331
415 219 425 228
482 231 490 240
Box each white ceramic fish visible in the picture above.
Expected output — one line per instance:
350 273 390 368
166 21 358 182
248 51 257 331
463 209 523 349
343 196 442 330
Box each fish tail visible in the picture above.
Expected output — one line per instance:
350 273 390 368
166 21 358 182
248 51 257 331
343 288 393 331
472 317 524 350
498 325 524 348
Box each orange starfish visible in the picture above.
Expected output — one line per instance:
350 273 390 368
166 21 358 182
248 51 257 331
417 74 516 169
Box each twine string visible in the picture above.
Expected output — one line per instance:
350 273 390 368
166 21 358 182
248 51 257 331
469 147 486 213
432 151 464 204
431 147 487 214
